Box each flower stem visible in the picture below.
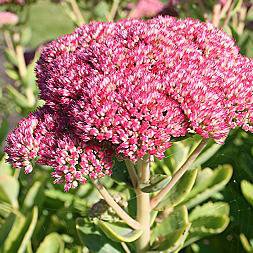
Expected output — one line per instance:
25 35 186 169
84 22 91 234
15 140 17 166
135 155 151 253
212 3 222 27
150 139 207 209
69 0 84 26
125 159 138 188
16 44 27 79
93 180 141 230
107 0 120 21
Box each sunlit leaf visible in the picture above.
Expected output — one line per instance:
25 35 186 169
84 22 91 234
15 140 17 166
98 220 143 243
36 233 64 253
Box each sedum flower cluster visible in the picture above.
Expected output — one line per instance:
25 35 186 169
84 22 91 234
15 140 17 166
0 0 25 4
5 16 253 190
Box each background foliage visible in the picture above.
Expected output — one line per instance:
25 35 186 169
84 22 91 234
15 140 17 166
0 0 253 252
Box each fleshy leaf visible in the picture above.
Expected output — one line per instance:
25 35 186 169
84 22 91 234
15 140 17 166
155 169 198 210
183 165 233 209
186 216 229 246
76 218 123 253
98 221 143 242
36 233 65 253
23 181 45 211
0 118 9 146
240 234 253 253
189 202 229 221
111 160 132 186
140 174 171 193
0 213 16 246
0 175 19 208
151 205 190 252
17 207 38 253
191 143 221 168
185 202 230 246
164 142 190 173
2 207 38 253
241 180 253 207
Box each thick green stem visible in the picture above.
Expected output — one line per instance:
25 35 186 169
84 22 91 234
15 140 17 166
136 155 151 253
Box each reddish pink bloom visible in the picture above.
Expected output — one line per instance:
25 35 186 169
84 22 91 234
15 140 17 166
5 107 113 191
5 16 253 190
129 0 165 18
0 0 25 4
219 0 227 6
0 12 18 26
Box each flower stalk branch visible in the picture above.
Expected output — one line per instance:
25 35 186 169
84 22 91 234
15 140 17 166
125 159 139 188
68 0 84 26
150 139 208 209
93 180 141 230
107 0 120 21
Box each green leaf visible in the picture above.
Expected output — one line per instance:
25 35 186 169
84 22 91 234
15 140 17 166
151 205 190 252
0 175 19 208
140 174 171 193
45 189 74 204
2 207 38 253
36 233 64 253
156 223 191 252
184 165 233 209
98 221 143 243
241 180 253 207
0 155 12 177
165 142 190 173
4 49 18 66
20 27 32 46
155 169 198 210
7 85 31 108
18 207 38 253
231 0 243 15
191 143 221 168
76 218 123 253
240 234 253 253
94 1 110 18
0 118 9 145
23 181 45 210
186 216 229 244
189 202 229 221
0 213 16 246
150 210 159 226
185 202 230 246
22 60 36 90
111 160 132 186
0 202 12 218
5 69 19 81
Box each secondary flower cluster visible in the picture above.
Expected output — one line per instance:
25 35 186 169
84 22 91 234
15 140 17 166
0 0 25 4
5 16 253 190
0 11 18 26
6 107 113 191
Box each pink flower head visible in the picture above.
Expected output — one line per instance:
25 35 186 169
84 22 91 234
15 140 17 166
5 106 113 191
0 0 25 4
0 12 18 26
129 0 165 18
5 16 253 189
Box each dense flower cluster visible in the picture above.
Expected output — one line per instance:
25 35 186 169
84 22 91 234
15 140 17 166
128 0 165 18
5 16 253 190
0 11 18 26
6 107 113 191
0 0 25 4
